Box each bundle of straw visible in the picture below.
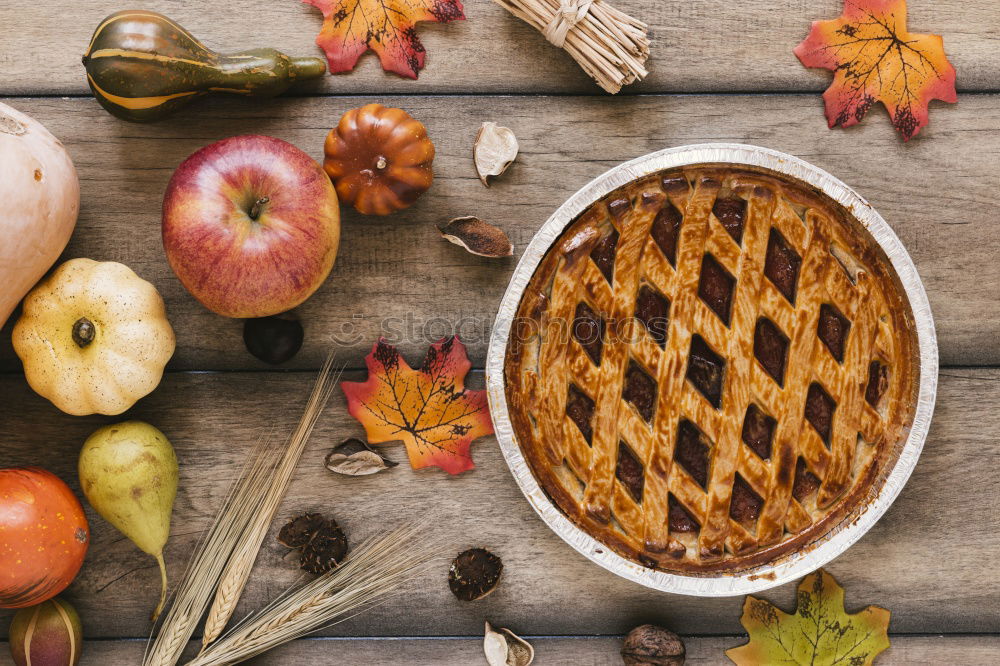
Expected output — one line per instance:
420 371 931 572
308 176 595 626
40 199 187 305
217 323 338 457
492 0 649 93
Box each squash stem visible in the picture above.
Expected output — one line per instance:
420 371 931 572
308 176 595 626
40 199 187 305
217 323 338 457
151 552 168 622
72 317 96 348
289 56 327 80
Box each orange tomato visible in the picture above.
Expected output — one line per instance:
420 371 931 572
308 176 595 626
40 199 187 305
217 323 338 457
0 467 89 608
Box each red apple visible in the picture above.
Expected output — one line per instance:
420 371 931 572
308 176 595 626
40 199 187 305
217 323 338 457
162 135 340 318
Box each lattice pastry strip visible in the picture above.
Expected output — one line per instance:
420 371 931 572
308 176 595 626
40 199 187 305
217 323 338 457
698 185 776 558
584 191 667 523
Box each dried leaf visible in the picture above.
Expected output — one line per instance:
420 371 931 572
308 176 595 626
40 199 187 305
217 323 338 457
484 621 534 666
726 569 891 666
794 0 957 141
341 337 493 474
474 122 519 186
325 437 398 476
439 216 513 258
302 0 465 79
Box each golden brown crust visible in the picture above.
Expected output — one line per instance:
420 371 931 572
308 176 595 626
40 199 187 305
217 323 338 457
504 165 918 574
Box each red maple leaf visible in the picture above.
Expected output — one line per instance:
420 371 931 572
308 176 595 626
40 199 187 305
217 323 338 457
341 337 493 474
303 0 465 79
794 0 957 140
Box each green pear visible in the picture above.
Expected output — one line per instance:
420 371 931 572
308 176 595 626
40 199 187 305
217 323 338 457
78 420 177 621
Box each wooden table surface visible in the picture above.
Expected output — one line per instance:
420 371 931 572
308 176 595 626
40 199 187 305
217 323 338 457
2 0 999 664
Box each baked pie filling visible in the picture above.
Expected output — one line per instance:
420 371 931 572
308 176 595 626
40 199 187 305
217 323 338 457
505 166 918 573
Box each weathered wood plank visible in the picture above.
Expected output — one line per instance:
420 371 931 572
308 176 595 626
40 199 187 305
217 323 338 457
0 94 995 370
1 1 997 95
2 635 994 665
0 368 995 639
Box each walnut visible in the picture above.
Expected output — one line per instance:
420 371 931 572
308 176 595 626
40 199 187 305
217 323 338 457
621 624 685 666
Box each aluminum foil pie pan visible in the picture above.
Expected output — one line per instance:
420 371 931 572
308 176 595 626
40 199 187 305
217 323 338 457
485 144 938 596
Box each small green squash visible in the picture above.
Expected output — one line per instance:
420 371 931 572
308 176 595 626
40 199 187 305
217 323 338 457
81 10 326 122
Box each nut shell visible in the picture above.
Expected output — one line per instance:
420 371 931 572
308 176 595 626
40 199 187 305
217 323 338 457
448 548 503 601
277 512 349 574
621 625 685 666
323 103 434 215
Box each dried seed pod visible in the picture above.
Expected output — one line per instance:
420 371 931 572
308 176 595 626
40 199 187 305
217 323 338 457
325 437 397 476
277 513 327 549
484 621 534 666
621 624 685 666
277 513 349 574
439 217 513 258
300 522 348 574
474 122 518 186
448 548 503 601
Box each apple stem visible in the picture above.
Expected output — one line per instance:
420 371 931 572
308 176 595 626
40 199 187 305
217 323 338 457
248 196 270 221
376 156 387 170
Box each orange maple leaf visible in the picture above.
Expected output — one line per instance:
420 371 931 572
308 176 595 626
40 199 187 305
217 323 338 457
302 0 465 79
341 337 493 474
794 0 956 141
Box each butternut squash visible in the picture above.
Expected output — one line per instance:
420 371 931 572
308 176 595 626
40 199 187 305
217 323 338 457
0 103 79 329
82 10 327 122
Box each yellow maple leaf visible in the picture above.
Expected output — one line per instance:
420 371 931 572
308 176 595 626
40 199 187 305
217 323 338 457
727 570 891 666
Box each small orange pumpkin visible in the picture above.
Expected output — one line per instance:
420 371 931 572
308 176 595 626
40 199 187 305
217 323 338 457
323 104 434 215
0 468 89 608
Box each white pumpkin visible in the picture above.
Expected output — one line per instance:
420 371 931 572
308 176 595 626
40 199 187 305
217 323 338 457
12 259 176 416
0 102 79 328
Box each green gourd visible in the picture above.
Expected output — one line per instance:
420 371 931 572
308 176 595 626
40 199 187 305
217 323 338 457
81 10 326 122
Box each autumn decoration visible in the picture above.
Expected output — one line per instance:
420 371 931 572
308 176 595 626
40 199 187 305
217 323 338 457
326 437 398 476
492 0 649 94
302 0 465 78
474 121 519 186
82 11 326 122
484 621 534 666
622 625 685 666
277 513 349 574
0 468 89 609
726 569 890 666
439 216 514 258
794 0 957 141
448 548 503 601
12 258 175 416
342 337 493 474
324 103 435 215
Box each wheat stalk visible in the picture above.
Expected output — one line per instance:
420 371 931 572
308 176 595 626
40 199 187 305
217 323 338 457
200 353 341 649
144 354 341 666
184 523 443 666
144 440 278 666
492 0 649 93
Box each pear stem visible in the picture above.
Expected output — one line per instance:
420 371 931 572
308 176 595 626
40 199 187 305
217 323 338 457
151 552 168 622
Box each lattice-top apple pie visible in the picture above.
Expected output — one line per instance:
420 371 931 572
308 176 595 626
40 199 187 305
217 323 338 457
504 166 918 573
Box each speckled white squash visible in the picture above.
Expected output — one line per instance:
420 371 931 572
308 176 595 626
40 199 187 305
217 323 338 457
12 258 175 416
